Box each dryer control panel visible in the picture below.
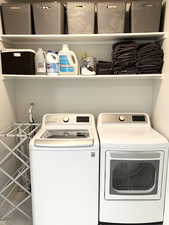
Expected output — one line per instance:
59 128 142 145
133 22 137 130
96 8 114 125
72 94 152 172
100 113 149 124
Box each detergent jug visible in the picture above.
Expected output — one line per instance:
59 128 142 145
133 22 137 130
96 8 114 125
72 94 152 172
59 44 78 75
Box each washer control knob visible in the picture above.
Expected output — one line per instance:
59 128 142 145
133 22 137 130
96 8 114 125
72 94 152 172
119 115 125 122
63 117 69 123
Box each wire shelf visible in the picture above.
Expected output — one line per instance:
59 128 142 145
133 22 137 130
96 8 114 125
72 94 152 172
0 123 40 220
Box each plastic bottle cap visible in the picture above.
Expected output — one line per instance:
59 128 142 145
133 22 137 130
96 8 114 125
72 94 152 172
62 44 69 51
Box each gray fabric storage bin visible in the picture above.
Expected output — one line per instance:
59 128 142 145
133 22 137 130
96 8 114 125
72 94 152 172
1 3 31 34
67 1 95 34
32 2 64 34
97 0 126 34
131 0 162 33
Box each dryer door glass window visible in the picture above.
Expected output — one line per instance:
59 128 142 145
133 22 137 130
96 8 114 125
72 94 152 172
110 160 159 195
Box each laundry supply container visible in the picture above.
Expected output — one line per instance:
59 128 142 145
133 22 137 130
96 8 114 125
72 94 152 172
1 3 31 34
97 0 126 34
32 2 64 34
131 0 162 33
67 1 95 34
1 49 35 75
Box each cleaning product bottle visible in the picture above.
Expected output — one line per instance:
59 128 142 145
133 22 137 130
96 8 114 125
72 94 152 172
35 48 46 75
46 51 59 75
59 44 78 75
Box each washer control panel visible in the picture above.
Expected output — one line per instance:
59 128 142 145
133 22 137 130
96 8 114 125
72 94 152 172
43 114 92 127
62 116 90 123
101 114 148 124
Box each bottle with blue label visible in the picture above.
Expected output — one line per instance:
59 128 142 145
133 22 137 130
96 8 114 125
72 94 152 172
59 44 79 75
46 51 59 75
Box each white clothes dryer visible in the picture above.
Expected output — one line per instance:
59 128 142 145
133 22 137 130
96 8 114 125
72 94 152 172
97 113 169 225
30 113 99 225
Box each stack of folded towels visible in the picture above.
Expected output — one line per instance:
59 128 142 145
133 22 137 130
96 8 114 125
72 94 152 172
112 42 138 74
96 41 163 75
136 42 163 74
96 61 113 75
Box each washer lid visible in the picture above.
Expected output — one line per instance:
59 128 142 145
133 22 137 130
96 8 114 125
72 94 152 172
34 129 94 148
41 129 90 139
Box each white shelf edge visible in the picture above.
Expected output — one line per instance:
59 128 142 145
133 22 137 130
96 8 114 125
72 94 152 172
0 32 167 44
1 74 164 80
1 33 166 38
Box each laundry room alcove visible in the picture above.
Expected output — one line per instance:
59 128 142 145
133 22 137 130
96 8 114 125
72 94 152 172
0 0 169 225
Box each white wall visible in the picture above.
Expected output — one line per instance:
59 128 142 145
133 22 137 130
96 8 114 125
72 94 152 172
152 39 169 139
0 79 15 130
15 79 153 122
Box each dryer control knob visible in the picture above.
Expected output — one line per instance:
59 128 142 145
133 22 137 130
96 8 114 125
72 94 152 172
119 115 125 122
63 117 69 123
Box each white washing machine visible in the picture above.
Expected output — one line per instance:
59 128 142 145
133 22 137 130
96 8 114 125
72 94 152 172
30 113 99 225
97 113 169 224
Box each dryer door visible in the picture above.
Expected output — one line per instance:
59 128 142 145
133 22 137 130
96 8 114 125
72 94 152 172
105 151 164 200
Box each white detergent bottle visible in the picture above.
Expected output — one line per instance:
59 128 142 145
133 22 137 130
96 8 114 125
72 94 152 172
59 44 78 75
46 51 59 75
35 48 46 75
